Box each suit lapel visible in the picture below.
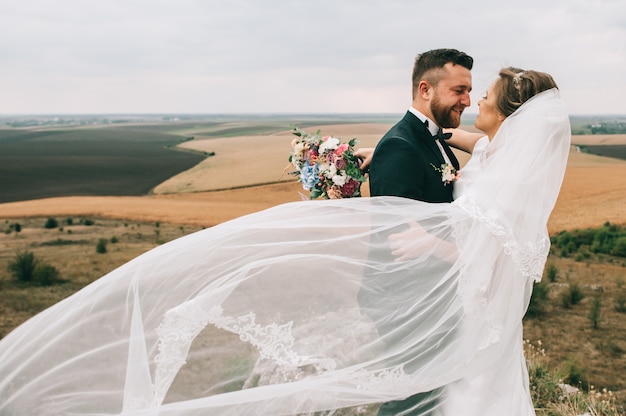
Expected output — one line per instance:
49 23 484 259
403 112 447 165
440 141 460 170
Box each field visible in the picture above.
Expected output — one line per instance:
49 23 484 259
1 118 626 410
0 127 205 203
1 122 624 233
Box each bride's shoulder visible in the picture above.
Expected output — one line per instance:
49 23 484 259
473 136 490 153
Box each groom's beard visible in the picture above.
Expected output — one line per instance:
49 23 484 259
431 94 463 129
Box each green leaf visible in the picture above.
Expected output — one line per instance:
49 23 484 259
310 189 323 199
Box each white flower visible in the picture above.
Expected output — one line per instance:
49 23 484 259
318 137 340 153
320 163 337 177
293 142 305 154
431 163 460 186
332 174 347 186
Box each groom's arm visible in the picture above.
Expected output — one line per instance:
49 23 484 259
369 136 425 201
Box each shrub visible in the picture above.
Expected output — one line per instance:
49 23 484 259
615 293 626 313
10 223 21 233
33 263 60 286
561 359 587 389
526 281 550 318
110 236 119 244
81 218 94 226
96 239 108 254
612 237 626 257
8 251 37 282
561 283 585 308
65 217 73 225
545 264 558 282
44 217 58 229
7 252 61 286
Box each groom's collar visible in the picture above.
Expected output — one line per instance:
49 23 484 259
408 107 439 136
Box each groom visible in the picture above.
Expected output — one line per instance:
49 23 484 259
368 48 473 416
369 48 472 201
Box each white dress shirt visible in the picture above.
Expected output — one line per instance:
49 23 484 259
408 107 452 165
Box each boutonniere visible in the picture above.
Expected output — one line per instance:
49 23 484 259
431 163 460 186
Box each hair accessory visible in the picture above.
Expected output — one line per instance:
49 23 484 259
512 71 524 96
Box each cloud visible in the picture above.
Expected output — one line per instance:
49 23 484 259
0 0 624 114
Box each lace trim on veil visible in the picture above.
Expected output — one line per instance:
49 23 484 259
152 300 211 406
455 195 548 282
149 300 337 407
453 195 548 350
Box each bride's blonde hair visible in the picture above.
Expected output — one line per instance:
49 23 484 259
495 67 558 117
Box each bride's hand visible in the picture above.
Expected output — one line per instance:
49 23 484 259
354 147 374 172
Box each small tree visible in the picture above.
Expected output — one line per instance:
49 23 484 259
44 217 59 229
589 296 602 329
96 239 108 254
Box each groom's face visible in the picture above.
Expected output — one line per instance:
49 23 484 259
430 63 472 128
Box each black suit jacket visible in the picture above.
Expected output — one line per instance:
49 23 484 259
364 112 461 414
369 111 460 203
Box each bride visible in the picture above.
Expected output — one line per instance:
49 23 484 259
0 68 570 416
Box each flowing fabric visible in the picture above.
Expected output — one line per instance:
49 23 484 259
0 89 570 416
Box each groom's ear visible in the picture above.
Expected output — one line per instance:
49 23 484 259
417 81 432 100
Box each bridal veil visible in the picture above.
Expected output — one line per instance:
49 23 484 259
0 89 570 415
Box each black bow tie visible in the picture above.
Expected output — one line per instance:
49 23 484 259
436 129 453 141
423 119 452 141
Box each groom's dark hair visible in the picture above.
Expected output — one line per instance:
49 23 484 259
412 48 473 96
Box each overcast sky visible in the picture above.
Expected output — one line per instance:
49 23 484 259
1 0 624 115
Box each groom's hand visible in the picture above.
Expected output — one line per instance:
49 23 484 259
389 222 459 263
388 222 431 262
354 147 374 173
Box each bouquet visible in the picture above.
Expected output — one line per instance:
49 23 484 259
288 126 366 199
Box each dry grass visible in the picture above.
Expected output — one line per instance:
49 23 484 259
0 217 204 337
524 255 626 408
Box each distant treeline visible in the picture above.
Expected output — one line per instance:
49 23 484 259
551 222 626 259
3 114 626 135
577 145 626 161
570 115 626 135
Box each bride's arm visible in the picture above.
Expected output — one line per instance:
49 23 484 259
356 129 483 168
443 128 483 154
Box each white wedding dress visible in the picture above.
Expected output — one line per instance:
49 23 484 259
0 89 570 416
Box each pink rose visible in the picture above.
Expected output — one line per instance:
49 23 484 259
335 143 349 156
335 158 347 170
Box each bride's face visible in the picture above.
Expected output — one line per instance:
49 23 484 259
474 83 504 140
